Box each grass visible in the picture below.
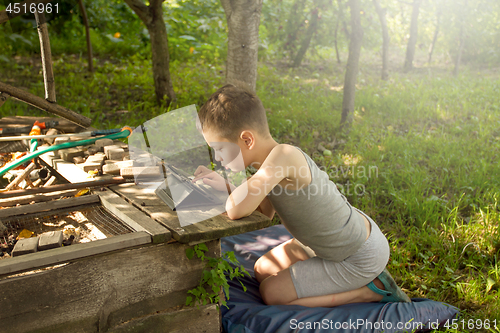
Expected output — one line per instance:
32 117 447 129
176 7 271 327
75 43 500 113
1 53 499 332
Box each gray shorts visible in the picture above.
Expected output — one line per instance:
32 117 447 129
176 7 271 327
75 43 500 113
289 209 390 299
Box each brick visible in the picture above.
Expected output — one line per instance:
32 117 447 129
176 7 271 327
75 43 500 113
86 145 99 155
79 162 102 173
59 148 85 162
12 237 38 257
38 231 63 251
53 137 71 158
43 128 60 145
54 137 70 145
95 139 114 151
102 160 134 175
120 166 162 179
86 153 106 164
104 145 125 160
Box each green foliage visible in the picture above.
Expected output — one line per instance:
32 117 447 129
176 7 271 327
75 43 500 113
185 243 250 309
164 0 226 63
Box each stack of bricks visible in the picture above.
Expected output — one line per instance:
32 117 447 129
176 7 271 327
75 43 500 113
52 135 163 179
12 231 64 257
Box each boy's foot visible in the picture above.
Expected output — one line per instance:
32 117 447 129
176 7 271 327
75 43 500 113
366 268 411 303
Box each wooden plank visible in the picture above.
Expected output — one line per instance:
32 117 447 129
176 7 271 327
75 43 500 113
95 189 171 244
0 239 220 333
0 116 83 133
0 177 128 200
0 189 79 207
109 304 219 333
0 231 151 276
110 183 272 244
0 194 100 219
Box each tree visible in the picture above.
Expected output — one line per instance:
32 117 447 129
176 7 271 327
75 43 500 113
292 0 327 67
372 0 389 80
284 0 307 59
124 0 176 107
77 0 93 73
221 0 264 92
403 0 422 72
340 0 363 128
453 0 467 76
427 1 441 65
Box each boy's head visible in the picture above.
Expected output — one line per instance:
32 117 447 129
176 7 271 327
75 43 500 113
197 84 271 171
197 84 270 142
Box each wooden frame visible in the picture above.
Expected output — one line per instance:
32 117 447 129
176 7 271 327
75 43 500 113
0 193 171 277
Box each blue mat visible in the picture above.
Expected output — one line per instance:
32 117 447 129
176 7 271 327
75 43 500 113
221 225 459 333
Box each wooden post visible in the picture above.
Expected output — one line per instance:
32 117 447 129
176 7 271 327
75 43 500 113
0 81 91 128
34 11 56 103
77 0 94 73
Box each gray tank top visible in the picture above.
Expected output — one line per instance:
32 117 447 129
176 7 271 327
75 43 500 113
266 146 367 262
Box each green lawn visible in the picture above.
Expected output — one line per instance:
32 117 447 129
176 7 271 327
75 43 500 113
1 55 499 332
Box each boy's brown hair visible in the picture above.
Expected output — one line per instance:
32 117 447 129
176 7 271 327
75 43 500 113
198 84 270 142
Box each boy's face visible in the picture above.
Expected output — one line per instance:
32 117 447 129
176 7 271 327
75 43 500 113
202 130 246 172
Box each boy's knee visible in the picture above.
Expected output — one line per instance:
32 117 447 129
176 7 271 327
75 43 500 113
254 257 271 282
259 278 287 305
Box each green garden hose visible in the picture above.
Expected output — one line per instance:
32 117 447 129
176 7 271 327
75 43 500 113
0 127 132 178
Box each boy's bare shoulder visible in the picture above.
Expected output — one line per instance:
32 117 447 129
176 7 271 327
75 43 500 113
263 144 310 186
265 144 307 167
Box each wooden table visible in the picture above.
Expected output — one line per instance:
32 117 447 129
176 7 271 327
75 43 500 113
0 152 272 332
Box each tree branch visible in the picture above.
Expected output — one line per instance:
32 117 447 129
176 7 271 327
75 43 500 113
0 81 91 128
123 0 151 25
220 0 232 19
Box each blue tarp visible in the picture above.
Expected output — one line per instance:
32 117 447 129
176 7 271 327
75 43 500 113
221 225 459 333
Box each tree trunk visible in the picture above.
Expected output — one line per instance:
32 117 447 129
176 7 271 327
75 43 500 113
453 0 467 76
403 0 422 72
292 2 321 67
124 0 176 107
373 0 389 80
285 0 307 58
77 0 93 73
221 0 263 92
340 0 363 129
334 19 341 64
427 9 440 65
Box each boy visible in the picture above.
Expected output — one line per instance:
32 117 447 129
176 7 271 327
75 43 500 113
192 84 411 307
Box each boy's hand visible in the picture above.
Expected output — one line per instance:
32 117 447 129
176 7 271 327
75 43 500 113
192 165 229 192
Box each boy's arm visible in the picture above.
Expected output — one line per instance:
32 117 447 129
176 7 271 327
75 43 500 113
256 196 275 219
225 145 296 220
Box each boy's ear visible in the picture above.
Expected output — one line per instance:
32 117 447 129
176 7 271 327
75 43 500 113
239 130 255 149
